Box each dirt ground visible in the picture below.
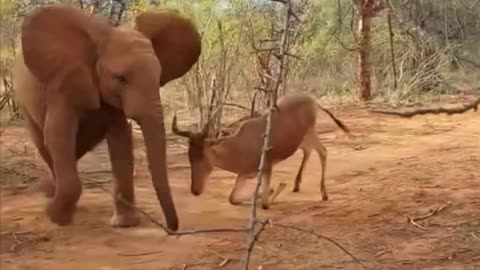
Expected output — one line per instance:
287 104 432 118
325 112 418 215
0 105 479 270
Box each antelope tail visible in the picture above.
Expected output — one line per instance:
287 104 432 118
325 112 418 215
316 103 350 133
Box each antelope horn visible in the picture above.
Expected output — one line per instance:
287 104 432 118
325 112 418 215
171 113 192 138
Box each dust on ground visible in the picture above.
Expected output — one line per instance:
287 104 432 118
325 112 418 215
0 105 479 270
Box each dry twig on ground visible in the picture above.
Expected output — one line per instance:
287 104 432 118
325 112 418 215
369 97 480 118
373 245 392 258
407 217 427 230
275 223 371 269
410 203 451 222
116 251 164 257
93 185 367 269
407 203 451 230
98 186 249 236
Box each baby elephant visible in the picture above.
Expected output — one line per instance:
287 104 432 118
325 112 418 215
13 4 201 230
172 94 350 209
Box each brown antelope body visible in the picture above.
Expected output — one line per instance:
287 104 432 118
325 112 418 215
172 94 350 209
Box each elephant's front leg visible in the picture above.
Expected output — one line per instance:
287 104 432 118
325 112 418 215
23 109 56 198
44 104 82 226
106 114 140 227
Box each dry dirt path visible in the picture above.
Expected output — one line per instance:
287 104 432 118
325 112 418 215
1 107 479 270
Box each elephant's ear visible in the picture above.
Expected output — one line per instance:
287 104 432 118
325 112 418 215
134 11 201 86
21 4 111 106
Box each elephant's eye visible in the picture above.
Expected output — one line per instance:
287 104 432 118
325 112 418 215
112 73 128 86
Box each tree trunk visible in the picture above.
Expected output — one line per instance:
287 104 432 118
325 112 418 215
357 0 375 101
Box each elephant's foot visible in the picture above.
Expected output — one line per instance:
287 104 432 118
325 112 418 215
110 210 140 228
46 199 76 226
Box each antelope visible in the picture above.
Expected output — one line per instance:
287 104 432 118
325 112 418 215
172 93 350 209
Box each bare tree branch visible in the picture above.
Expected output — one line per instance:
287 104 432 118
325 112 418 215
386 0 398 90
109 0 127 26
243 0 294 268
222 102 251 112
369 97 480 117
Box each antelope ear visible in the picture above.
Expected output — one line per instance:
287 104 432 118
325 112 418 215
134 11 201 86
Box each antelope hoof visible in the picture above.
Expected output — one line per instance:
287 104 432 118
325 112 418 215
321 193 329 201
292 186 300 193
261 202 270 210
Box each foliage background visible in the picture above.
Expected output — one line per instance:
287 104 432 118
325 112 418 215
1 0 479 124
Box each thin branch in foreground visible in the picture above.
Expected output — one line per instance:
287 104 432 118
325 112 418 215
243 219 270 266
386 0 397 90
369 97 480 118
274 223 371 270
242 104 275 270
243 0 294 268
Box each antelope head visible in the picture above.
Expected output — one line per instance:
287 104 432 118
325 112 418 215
172 114 214 196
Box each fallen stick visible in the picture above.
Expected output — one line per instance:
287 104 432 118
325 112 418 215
93 173 367 269
369 97 480 118
274 223 371 270
117 250 163 257
373 249 388 258
407 203 451 230
9 232 24 252
410 203 451 222
373 244 392 258
407 217 426 230
218 258 230 267
97 185 249 237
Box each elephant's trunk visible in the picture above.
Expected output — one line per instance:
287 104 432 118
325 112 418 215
137 104 178 231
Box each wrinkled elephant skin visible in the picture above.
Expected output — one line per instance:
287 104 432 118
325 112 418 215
13 4 201 231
